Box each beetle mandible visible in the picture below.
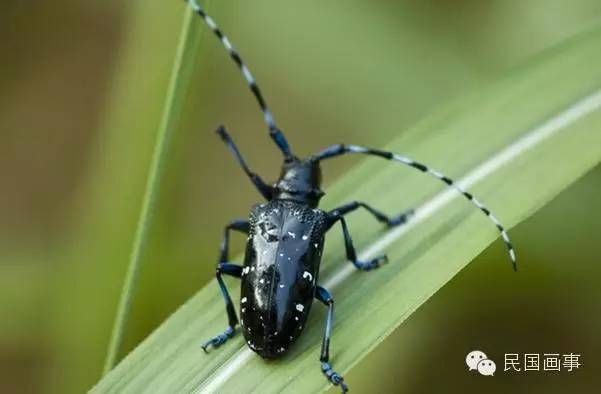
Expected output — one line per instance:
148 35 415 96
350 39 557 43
184 1 516 392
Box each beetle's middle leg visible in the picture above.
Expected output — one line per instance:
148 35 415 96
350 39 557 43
328 201 414 227
326 202 413 271
202 219 249 352
328 216 387 271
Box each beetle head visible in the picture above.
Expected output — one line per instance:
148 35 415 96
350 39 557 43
273 157 324 207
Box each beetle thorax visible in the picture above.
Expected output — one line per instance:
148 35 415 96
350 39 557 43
273 158 324 207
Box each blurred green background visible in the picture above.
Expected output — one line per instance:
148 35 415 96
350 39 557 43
1 1 600 393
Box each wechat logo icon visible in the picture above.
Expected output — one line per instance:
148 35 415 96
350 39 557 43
466 350 496 376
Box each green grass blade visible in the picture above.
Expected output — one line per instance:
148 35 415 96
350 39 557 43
93 26 601 392
102 5 202 374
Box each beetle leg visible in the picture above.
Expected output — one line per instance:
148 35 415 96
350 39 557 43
216 125 274 200
316 286 348 393
219 219 250 263
329 215 388 271
327 201 414 229
202 262 243 352
326 203 412 271
203 219 249 352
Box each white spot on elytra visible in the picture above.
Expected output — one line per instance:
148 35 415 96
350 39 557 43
302 271 313 281
287 231 296 238
241 297 247 304
279 284 285 288
279 253 284 257
295 316 299 321
314 243 319 249
296 304 304 312
302 235 309 241
259 278 265 284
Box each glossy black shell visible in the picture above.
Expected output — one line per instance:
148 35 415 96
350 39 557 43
240 199 327 358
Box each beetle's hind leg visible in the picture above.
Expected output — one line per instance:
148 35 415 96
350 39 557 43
202 262 242 352
202 219 249 352
316 286 348 393
327 202 413 271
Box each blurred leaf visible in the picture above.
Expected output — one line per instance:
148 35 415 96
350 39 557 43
47 2 203 392
102 2 201 374
91 26 601 393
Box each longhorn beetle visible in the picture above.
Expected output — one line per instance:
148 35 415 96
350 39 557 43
184 1 516 392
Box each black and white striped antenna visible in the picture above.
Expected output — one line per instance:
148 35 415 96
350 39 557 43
186 0 292 158
314 144 517 270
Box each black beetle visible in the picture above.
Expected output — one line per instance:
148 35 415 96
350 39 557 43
185 1 516 391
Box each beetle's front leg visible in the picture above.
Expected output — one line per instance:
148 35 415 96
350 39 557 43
202 219 249 352
216 126 274 200
316 286 348 393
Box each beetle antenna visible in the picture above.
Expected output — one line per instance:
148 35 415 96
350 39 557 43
186 0 293 158
313 144 516 271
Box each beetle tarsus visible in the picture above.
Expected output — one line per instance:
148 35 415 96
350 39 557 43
322 362 348 393
201 326 236 353
354 255 388 271
387 209 415 227
317 288 348 392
